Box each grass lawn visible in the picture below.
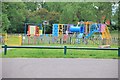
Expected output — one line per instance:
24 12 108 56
110 30 118 38
0 43 118 59
0 31 118 59
1 47 118 59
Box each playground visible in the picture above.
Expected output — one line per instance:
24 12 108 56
1 2 120 80
2 22 117 45
0 21 118 58
1 2 119 59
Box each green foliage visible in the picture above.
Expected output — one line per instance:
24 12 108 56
1 2 118 33
2 2 27 33
24 2 38 11
2 14 10 32
118 2 120 44
27 8 60 33
60 3 77 24
44 2 63 12
94 2 112 22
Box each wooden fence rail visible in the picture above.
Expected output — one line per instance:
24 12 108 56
2 45 120 56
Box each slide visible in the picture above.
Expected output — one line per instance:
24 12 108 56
102 26 111 39
85 30 96 38
105 26 111 39
102 32 106 39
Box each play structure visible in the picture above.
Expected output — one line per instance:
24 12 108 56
24 23 43 44
1 21 113 46
52 21 111 45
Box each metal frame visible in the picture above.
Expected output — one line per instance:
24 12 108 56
2 45 119 56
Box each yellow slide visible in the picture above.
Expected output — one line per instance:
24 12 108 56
101 26 111 45
104 26 111 39
102 32 106 39
102 26 111 39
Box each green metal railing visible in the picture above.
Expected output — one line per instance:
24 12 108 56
2 45 120 56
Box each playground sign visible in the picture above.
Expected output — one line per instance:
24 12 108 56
43 20 49 35
43 20 49 26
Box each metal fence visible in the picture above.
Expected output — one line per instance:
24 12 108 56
22 34 118 45
2 45 119 56
0 34 119 46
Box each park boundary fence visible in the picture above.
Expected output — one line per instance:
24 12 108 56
0 34 118 46
2 45 119 56
22 34 119 45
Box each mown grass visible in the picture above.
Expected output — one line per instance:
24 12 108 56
1 48 118 59
110 30 118 38
0 31 118 58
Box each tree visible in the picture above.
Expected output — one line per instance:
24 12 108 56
2 14 10 32
0 1 2 32
1 2 117 33
24 2 38 11
27 8 60 33
44 2 63 13
118 2 120 31
93 2 112 23
59 2 78 24
2 2 27 33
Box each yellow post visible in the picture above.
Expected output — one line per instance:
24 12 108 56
58 24 63 38
39 30 42 35
19 34 22 46
5 33 8 45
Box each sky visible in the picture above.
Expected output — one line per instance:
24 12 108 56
112 3 119 15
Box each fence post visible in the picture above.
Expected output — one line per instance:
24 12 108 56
70 37 71 44
64 46 67 55
118 47 120 57
4 45 7 55
19 34 22 46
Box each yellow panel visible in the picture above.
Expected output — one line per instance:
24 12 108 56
39 30 42 35
58 24 63 37
5 34 22 46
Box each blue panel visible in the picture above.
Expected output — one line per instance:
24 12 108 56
52 24 59 37
38 24 42 30
97 23 101 32
46 34 49 37
69 26 80 32
80 26 84 33
53 32 58 37
90 24 96 32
